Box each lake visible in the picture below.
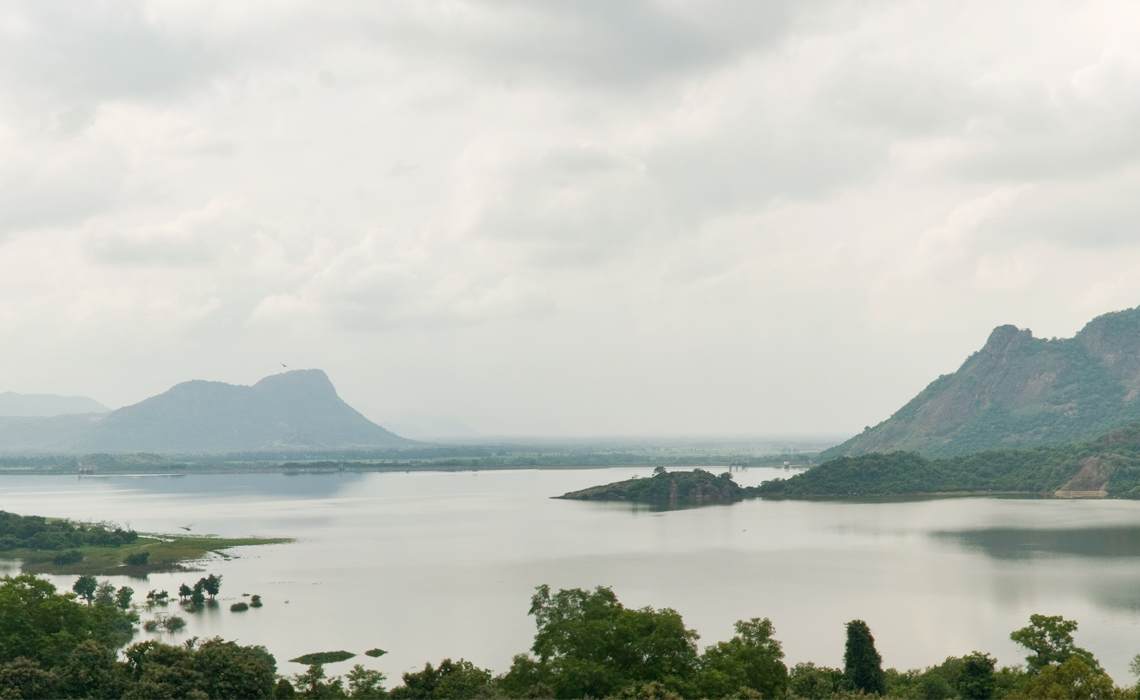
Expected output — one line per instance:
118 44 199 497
4 467 1140 684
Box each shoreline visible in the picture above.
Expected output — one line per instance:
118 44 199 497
3 533 293 577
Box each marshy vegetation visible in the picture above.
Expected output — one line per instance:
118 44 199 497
0 512 292 576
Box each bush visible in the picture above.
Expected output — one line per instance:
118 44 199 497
250 594 262 608
53 550 84 565
124 552 150 566
231 602 249 612
163 616 187 631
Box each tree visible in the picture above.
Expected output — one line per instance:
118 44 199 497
192 637 278 699
72 574 97 605
55 639 124 699
958 651 997 699
0 656 60 699
115 586 134 611
93 580 116 606
191 580 206 606
1010 614 1103 674
203 574 223 600
389 659 490 699
844 619 885 696
293 663 346 698
1019 656 1115 700
178 583 192 602
121 636 278 699
0 574 133 668
520 584 700 699
346 664 387 699
787 662 842 700
692 618 788 698
274 678 297 698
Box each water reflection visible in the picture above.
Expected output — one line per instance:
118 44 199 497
936 525 1140 559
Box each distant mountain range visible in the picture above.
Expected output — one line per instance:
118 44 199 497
0 392 109 417
823 306 1140 459
0 370 413 453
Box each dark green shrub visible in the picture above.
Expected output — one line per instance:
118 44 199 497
53 550 84 565
124 552 150 566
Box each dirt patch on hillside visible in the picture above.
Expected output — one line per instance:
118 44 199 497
1055 457 1108 498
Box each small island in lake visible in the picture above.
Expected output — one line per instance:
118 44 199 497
557 467 759 507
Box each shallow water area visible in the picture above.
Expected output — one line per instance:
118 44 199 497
4 467 1140 682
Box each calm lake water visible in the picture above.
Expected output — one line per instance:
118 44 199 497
5 467 1140 683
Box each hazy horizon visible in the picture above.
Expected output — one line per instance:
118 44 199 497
4 2 1140 436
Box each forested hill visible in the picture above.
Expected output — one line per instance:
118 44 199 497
759 422 1140 498
823 306 1140 459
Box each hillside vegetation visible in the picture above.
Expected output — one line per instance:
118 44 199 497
760 422 1140 498
824 306 1140 459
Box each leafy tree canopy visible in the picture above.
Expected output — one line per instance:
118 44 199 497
0 574 133 668
1010 614 1103 675
844 619 885 696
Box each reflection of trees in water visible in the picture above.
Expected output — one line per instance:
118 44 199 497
936 526 1140 559
111 472 369 500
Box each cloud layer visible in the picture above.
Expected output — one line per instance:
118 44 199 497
4 0 1140 436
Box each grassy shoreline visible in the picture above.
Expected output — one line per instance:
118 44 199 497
5 533 292 576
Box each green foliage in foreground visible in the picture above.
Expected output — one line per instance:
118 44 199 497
757 422 1140 497
845 619 885 695
6 573 1140 699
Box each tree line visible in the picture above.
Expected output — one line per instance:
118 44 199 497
757 422 1140 497
0 510 138 551
2 574 1137 699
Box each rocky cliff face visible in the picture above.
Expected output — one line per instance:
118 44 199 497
823 307 1140 459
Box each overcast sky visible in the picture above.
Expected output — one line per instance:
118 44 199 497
3 1 1140 436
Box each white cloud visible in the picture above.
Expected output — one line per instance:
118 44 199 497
4 0 1140 434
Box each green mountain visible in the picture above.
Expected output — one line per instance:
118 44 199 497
64 369 413 452
822 306 1140 459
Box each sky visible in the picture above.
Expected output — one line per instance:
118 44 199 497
3 1 1140 436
